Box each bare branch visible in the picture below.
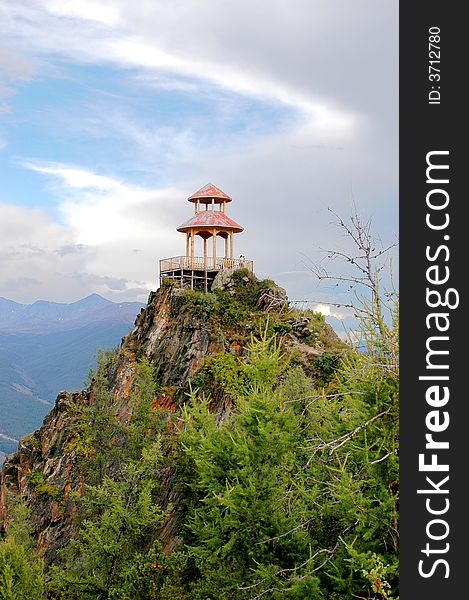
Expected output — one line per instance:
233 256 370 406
255 519 314 545
301 392 366 415
307 208 398 326
370 449 398 465
289 299 359 312
248 586 285 599
284 391 363 405
304 411 388 467
277 543 338 575
243 525 353 599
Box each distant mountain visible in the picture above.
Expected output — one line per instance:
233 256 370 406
0 294 145 457
0 293 142 333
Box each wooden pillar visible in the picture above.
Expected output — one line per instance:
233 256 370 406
224 235 229 259
230 232 233 260
212 229 217 269
211 198 215 211
185 233 189 258
203 237 207 293
190 231 195 267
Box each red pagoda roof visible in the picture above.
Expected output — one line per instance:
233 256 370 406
177 210 243 233
188 183 232 203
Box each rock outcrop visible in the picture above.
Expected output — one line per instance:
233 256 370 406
0 391 88 563
0 273 342 565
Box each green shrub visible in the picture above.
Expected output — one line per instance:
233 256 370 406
180 290 219 317
0 497 45 599
27 471 63 501
212 291 248 328
272 320 293 335
192 352 249 403
160 277 174 291
313 350 342 385
22 433 42 451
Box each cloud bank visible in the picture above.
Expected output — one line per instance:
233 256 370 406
0 1 398 313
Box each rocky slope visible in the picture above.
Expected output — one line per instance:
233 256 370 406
0 272 342 566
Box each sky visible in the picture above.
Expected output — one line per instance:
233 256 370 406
0 0 398 329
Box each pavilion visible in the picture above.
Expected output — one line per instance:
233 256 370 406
159 183 253 291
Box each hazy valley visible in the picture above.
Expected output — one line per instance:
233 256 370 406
0 294 144 459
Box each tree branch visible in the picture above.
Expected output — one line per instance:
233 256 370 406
305 410 388 466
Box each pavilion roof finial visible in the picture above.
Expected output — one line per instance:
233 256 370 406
188 183 232 203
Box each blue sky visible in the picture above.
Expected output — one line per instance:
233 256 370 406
0 0 398 331
2 62 297 210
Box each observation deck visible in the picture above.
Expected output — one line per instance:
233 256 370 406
159 255 254 290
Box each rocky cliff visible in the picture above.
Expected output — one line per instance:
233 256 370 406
0 271 342 566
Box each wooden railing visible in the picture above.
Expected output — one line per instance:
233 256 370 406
159 256 253 273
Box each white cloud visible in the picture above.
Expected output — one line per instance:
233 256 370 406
12 161 194 300
24 161 125 191
24 162 181 243
1 159 189 302
0 43 35 112
0 199 154 303
1 1 358 134
314 303 345 320
0 1 398 307
43 0 121 26
109 36 354 133
0 203 83 301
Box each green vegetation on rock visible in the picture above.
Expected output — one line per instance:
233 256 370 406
1 264 398 599
0 497 45 599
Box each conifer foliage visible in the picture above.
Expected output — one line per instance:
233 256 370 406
0 497 45 599
1 217 398 598
48 356 171 599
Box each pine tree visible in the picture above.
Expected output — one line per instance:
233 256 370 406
177 333 320 598
0 497 45 600
49 357 171 599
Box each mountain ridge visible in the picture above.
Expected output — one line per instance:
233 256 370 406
0 293 143 334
